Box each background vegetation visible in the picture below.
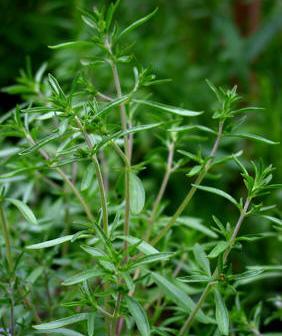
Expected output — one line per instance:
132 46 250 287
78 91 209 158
0 0 281 335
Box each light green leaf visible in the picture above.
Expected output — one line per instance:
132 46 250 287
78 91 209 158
131 252 173 269
118 8 158 40
134 99 203 117
263 215 282 226
214 288 229 335
81 245 107 257
151 272 213 324
33 313 89 330
192 185 238 207
126 296 150 336
230 133 279 145
193 244 211 275
48 74 65 98
81 164 94 191
35 328 84 335
129 172 145 214
208 241 229 258
7 198 37 225
118 235 159 255
49 41 93 49
96 96 129 118
187 165 202 177
177 216 217 238
169 125 215 134
20 132 60 156
62 269 102 286
87 313 95 336
26 234 74 249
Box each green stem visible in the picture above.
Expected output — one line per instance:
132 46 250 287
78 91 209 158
25 133 94 221
75 116 108 234
109 58 131 260
0 203 14 273
151 121 224 245
179 197 251 335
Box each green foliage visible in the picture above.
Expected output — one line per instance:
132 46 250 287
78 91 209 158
0 1 281 336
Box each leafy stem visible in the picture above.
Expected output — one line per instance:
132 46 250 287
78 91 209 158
179 197 251 335
25 132 94 221
151 120 224 245
0 203 14 274
74 116 108 234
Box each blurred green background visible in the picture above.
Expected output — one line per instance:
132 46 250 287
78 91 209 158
0 0 281 331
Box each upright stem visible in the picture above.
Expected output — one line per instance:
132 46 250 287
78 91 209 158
109 58 131 260
0 204 14 273
75 116 108 234
179 197 251 335
145 142 175 241
151 121 224 245
25 133 94 221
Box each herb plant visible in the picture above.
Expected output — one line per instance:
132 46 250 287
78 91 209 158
0 2 281 336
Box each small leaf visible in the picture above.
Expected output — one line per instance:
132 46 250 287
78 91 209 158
81 164 95 191
263 215 282 226
151 272 213 324
118 235 159 255
49 41 93 49
7 198 37 225
131 252 173 269
187 165 202 177
81 245 107 257
62 269 102 286
169 125 215 134
35 328 84 336
19 132 60 156
193 244 211 275
96 96 129 118
192 185 238 207
208 241 229 258
177 216 218 238
230 133 279 145
87 313 95 336
33 313 89 330
129 172 145 214
26 234 74 249
126 296 150 336
134 99 203 117
214 288 229 335
118 8 158 40
48 73 65 98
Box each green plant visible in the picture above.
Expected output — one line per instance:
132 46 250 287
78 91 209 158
0 2 281 336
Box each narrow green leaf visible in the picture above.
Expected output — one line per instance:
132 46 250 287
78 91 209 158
214 288 229 335
96 96 129 118
81 164 94 191
81 245 107 257
169 125 215 134
131 252 173 269
177 216 218 238
208 241 229 258
87 313 95 336
33 313 89 330
151 272 213 324
48 74 65 98
26 234 74 249
20 132 59 156
178 275 211 283
62 269 102 286
230 133 279 145
263 215 282 226
126 296 150 336
129 172 145 214
49 41 93 49
118 8 158 40
118 235 159 255
7 198 37 225
192 185 238 207
193 243 211 275
35 328 84 336
134 99 203 117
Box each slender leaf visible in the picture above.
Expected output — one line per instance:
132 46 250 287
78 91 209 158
208 241 229 258
193 244 211 275
49 41 94 49
214 288 229 335
7 198 37 225
62 269 102 286
131 252 173 269
192 185 238 207
126 296 150 336
118 235 159 255
230 133 279 145
34 313 89 330
118 8 158 40
26 235 74 249
129 172 145 214
134 99 203 117
177 216 218 238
